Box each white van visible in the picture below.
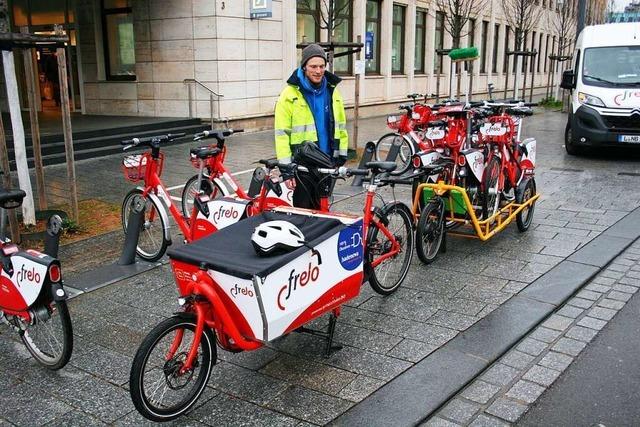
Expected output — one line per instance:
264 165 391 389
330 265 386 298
560 23 640 155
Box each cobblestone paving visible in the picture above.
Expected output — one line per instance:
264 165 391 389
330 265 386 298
1 111 640 425
424 240 640 427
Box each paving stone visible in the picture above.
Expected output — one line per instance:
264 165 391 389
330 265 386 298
427 311 479 331
0 382 73 426
600 269 624 280
523 365 562 387
481 363 521 386
538 351 574 371
575 290 601 301
70 344 131 386
191 393 300 427
541 314 573 331
323 345 412 381
529 327 562 344
439 398 481 424
421 417 462 427
567 297 595 309
486 398 529 422
506 380 546 404
334 323 404 354
337 375 385 403
552 337 587 357
608 290 633 302
588 306 618 321
597 298 625 310
218 346 279 371
565 325 599 343
45 410 109 426
113 409 208 426
209 362 289 406
468 414 510 427
501 350 536 369
266 385 353 425
516 338 548 357
585 283 611 293
592 276 616 286
607 263 631 273
556 305 584 319
577 316 608 331
612 284 639 294
387 339 439 363
460 381 501 404
617 276 640 287
402 323 459 346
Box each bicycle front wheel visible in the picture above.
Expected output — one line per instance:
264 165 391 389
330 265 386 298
181 175 223 219
365 202 414 295
374 133 414 176
130 315 216 422
20 300 73 370
415 200 445 264
122 189 168 262
482 156 501 220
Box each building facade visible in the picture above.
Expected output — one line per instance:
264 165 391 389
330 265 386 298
2 0 604 125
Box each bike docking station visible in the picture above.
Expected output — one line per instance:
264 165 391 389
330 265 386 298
65 194 163 296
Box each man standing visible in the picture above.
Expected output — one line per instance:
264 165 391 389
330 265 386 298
274 44 349 166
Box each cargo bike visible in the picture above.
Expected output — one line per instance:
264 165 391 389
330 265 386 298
413 101 540 262
129 161 414 421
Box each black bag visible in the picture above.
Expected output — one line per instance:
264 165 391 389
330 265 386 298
291 142 335 209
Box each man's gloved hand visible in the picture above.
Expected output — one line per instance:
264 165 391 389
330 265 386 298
335 155 347 167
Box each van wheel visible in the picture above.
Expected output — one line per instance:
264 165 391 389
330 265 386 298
564 121 581 156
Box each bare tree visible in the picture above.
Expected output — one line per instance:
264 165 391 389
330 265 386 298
548 0 577 99
435 0 487 98
501 0 543 99
297 0 351 71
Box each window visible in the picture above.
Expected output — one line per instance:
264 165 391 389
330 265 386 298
366 0 381 74
297 0 320 45
434 11 445 73
503 25 511 73
415 9 427 73
102 0 135 80
480 20 489 73
333 0 353 75
537 32 543 72
392 4 406 74
464 18 475 71
492 24 500 73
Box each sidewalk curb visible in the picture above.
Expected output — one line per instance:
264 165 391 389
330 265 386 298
332 206 640 427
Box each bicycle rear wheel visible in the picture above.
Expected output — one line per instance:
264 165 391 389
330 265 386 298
374 133 414 176
19 300 73 370
130 315 216 422
122 189 168 262
365 202 414 295
180 175 223 219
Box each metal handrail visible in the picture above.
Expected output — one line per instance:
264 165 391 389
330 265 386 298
184 78 224 129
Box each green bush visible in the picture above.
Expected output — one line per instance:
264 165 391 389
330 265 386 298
539 97 563 108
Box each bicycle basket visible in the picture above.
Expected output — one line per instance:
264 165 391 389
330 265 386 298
122 153 162 182
387 114 401 130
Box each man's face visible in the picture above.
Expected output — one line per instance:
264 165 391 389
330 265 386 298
304 57 326 85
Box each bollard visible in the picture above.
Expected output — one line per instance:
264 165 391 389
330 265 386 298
351 141 375 187
384 136 402 163
118 195 145 265
44 214 63 258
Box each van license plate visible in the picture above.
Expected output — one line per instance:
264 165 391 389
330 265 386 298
619 135 640 143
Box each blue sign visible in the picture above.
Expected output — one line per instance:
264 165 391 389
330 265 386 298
365 32 374 60
250 0 272 19
337 221 363 271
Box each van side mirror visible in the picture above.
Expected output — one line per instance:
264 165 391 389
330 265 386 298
560 70 576 90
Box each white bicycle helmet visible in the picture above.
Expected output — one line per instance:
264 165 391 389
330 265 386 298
251 220 306 256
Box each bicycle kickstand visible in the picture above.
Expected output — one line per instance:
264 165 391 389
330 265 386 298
324 309 343 357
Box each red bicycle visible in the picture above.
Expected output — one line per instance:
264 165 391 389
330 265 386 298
120 131 295 261
128 161 414 421
0 187 72 370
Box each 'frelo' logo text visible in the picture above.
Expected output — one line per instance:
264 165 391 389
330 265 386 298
16 265 40 287
277 250 323 311
212 205 239 223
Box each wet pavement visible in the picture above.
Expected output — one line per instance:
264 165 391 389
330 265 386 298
2 109 640 426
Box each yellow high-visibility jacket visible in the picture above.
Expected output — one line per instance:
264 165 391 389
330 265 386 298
274 70 348 162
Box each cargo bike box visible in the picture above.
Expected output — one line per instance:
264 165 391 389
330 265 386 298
168 208 364 344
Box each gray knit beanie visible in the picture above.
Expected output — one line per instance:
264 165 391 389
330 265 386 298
301 44 327 68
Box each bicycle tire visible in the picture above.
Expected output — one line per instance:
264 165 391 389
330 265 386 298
121 189 168 262
20 300 73 370
365 202 414 295
374 133 414 176
415 200 445 264
481 156 501 220
180 175 223 219
130 315 216 422
516 178 536 232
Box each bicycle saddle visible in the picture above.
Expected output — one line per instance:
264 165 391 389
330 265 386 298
259 159 280 169
365 161 397 173
427 120 447 127
0 189 26 209
190 146 221 159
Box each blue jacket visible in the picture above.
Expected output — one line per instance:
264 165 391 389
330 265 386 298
296 67 332 155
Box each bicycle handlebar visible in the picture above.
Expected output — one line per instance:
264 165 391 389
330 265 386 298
121 132 186 148
193 128 244 141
